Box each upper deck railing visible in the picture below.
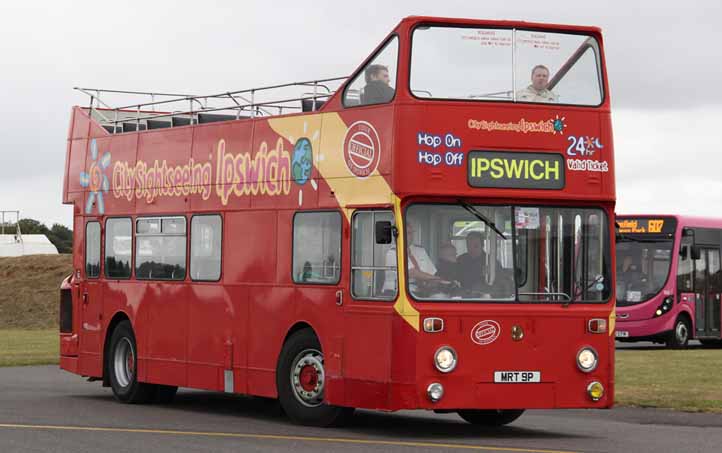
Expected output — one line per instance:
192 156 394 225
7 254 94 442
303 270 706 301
75 76 348 134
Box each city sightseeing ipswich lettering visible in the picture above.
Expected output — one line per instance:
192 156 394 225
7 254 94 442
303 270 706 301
467 151 565 190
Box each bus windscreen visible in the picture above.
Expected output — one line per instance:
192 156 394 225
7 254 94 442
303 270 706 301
410 26 604 106
616 217 677 306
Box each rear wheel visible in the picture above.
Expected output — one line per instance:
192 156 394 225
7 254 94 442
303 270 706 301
107 320 155 403
457 409 525 426
666 317 690 349
276 329 353 426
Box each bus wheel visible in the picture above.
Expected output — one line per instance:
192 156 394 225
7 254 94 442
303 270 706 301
276 329 353 426
457 409 525 426
666 317 690 349
107 320 155 404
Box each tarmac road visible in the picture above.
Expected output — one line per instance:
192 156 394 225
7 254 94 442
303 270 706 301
1 366 721 453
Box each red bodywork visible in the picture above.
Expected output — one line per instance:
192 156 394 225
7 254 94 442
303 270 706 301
61 16 616 411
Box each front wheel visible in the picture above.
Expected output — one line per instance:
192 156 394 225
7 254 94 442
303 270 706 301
107 320 156 403
666 317 690 349
457 409 525 426
276 329 353 426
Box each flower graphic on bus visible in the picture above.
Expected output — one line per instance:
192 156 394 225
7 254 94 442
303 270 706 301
79 139 111 215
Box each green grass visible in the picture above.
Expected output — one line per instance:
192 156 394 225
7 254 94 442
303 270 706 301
0 329 58 367
615 348 722 413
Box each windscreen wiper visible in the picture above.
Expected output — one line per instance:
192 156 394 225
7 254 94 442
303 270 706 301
617 234 672 244
457 199 507 240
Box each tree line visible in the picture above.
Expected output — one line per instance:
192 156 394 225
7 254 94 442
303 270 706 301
1 218 73 254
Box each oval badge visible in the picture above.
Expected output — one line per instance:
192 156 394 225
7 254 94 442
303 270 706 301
471 320 500 346
343 121 381 179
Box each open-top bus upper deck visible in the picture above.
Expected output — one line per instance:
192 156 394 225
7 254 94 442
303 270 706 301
65 16 613 215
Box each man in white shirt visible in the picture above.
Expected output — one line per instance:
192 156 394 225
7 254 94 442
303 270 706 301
383 221 442 294
516 65 559 103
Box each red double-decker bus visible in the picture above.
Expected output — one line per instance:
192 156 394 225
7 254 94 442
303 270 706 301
616 215 722 348
60 16 616 426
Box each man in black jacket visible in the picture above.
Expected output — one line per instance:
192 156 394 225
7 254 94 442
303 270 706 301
361 64 395 105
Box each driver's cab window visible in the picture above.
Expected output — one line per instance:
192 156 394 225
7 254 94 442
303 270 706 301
343 36 398 107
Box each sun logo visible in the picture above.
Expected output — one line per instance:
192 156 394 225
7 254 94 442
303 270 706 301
552 115 567 135
286 121 321 206
79 139 111 215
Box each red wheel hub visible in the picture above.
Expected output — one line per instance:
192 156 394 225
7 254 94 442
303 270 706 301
299 365 318 392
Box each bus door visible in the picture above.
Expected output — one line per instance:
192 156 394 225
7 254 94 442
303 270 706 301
694 247 722 338
344 210 397 390
80 219 104 359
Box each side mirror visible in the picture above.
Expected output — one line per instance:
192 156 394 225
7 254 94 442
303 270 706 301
679 245 688 258
691 246 702 261
375 221 395 244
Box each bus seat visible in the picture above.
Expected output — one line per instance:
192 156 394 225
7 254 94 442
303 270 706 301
147 119 172 130
198 113 241 124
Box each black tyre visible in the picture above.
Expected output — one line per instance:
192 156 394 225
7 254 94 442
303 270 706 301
107 320 155 404
276 329 353 426
666 317 691 349
153 385 178 404
457 409 525 426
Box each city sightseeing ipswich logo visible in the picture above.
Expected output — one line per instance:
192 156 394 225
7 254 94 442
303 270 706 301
80 139 111 215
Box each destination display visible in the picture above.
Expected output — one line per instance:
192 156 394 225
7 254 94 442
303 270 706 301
617 217 676 235
467 151 564 190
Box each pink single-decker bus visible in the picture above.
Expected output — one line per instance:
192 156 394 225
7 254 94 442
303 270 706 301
615 215 722 347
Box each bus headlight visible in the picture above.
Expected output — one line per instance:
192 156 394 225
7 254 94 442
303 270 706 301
427 382 444 402
653 296 674 317
576 347 598 372
434 346 458 373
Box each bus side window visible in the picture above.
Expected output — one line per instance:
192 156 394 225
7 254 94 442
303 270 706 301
190 215 222 281
342 36 399 107
105 218 132 279
86 221 101 278
292 212 341 285
677 244 693 292
351 210 397 300
136 216 187 281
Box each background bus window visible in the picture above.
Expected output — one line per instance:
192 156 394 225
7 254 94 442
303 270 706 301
105 218 131 279
292 212 341 284
677 244 693 293
135 217 187 281
190 215 222 281
343 36 398 107
351 211 396 300
85 221 100 278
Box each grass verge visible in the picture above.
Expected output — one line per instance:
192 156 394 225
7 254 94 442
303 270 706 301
615 348 722 413
0 329 58 367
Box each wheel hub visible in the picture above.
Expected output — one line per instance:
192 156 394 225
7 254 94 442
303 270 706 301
113 337 135 388
291 349 325 407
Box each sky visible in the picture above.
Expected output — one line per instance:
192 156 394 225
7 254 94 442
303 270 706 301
0 0 721 228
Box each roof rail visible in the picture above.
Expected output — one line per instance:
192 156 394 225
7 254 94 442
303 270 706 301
75 76 348 133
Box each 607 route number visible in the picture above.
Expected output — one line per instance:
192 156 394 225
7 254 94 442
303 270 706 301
494 371 541 383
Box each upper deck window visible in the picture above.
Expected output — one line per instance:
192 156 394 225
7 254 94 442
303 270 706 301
410 26 603 106
343 36 399 107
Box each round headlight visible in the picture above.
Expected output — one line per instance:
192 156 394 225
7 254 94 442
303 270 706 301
576 347 598 372
587 381 604 401
434 346 458 373
427 382 444 402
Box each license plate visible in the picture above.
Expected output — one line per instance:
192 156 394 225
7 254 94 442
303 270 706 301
615 330 629 338
494 371 541 383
